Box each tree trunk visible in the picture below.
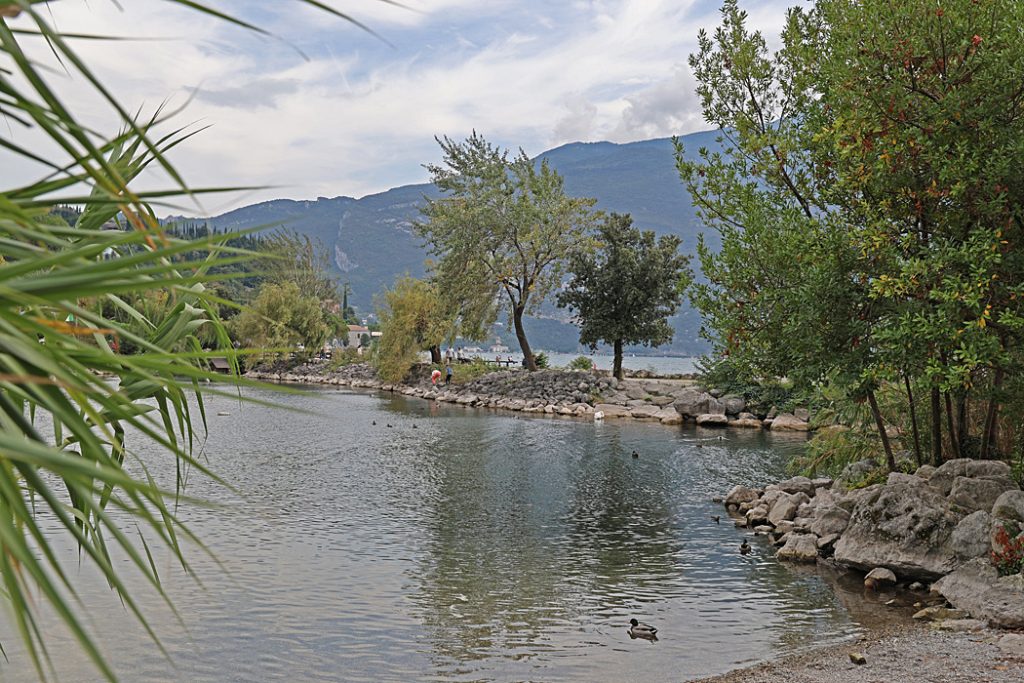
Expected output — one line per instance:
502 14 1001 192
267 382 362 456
945 391 961 459
930 385 943 466
981 366 1005 459
956 393 968 456
904 375 923 467
612 339 624 380
512 305 536 371
867 389 896 472
430 345 441 364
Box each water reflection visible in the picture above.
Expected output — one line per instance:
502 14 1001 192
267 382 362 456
0 387 910 682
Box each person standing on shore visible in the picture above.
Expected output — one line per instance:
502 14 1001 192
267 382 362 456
445 364 453 386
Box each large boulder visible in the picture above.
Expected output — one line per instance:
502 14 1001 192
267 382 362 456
776 533 819 562
769 413 810 431
768 492 811 526
777 476 816 498
722 395 746 415
696 413 729 426
992 490 1024 523
725 485 759 508
951 510 993 562
593 403 630 418
950 475 1017 514
929 458 1013 496
672 389 724 417
932 558 1024 628
833 479 963 580
810 507 851 538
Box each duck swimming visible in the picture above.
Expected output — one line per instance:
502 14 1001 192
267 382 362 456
631 449 639 459
628 618 658 641
740 539 751 555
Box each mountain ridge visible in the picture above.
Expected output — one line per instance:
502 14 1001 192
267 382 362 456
181 129 725 355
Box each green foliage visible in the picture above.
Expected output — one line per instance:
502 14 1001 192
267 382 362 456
450 358 492 384
0 2 380 679
682 0 1024 468
328 347 363 369
568 355 594 371
232 281 335 360
557 213 691 379
534 352 550 369
793 428 881 479
374 277 450 383
696 355 802 415
418 132 600 370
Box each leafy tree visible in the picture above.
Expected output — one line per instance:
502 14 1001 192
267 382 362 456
418 132 599 370
374 276 451 382
681 0 1024 469
557 213 691 379
233 281 337 360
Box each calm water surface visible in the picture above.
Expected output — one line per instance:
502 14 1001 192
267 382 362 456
3 386 904 682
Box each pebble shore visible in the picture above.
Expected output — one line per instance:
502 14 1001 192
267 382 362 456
693 625 1024 683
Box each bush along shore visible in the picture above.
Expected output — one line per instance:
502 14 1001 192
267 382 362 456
244 359 816 429
725 458 1024 631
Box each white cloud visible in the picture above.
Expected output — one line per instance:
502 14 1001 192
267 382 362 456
0 0 799 213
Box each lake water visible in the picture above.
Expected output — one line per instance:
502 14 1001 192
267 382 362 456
1 386 908 682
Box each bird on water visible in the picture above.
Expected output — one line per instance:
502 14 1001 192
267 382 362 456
628 618 658 641
631 449 639 459
740 539 751 555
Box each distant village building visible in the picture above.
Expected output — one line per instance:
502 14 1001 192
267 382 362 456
346 325 370 349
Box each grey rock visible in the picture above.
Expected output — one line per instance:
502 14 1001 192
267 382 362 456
696 413 729 426
812 477 834 491
629 405 661 419
915 465 936 480
929 458 1009 496
746 506 770 527
769 492 811 526
766 406 778 420
992 490 1024 523
950 475 1017 514
817 533 840 551
833 480 963 580
886 472 922 487
773 520 795 535
769 413 810 431
672 388 725 418
810 507 851 538
778 476 816 497
793 407 810 421
650 395 675 406
865 567 897 586
777 533 819 562
952 510 993 562
722 395 746 415
936 618 987 632
912 606 971 622
932 558 1024 628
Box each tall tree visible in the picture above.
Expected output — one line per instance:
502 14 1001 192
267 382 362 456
557 213 691 379
233 281 339 360
374 276 452 382
681 0 1024 469
418 132 599 370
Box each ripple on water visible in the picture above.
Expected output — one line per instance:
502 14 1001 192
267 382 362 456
0 387 906 682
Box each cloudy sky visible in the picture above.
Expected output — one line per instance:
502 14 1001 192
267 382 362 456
4 0 799 214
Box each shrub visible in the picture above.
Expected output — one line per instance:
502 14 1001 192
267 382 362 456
452 358 492 384
568 355 593 370
328 347 362 369
535 352 550 369
992 525 1024 576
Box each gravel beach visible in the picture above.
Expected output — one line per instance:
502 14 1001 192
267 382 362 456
691 626 1024 683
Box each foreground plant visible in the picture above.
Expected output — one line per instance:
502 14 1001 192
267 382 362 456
0 1 376 679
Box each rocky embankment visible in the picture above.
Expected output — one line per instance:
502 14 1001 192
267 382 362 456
245 361 813 429
726 458 1024 629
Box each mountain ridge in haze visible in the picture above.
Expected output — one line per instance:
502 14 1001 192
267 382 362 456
187 129 725 355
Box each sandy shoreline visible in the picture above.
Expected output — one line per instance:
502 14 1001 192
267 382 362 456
692 624 1024 683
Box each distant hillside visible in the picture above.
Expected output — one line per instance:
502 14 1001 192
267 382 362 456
186 129 726 356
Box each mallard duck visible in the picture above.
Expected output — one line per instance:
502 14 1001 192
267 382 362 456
711 515 721 524
628 618 658 640
740 539 751 555
631 449 639 459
